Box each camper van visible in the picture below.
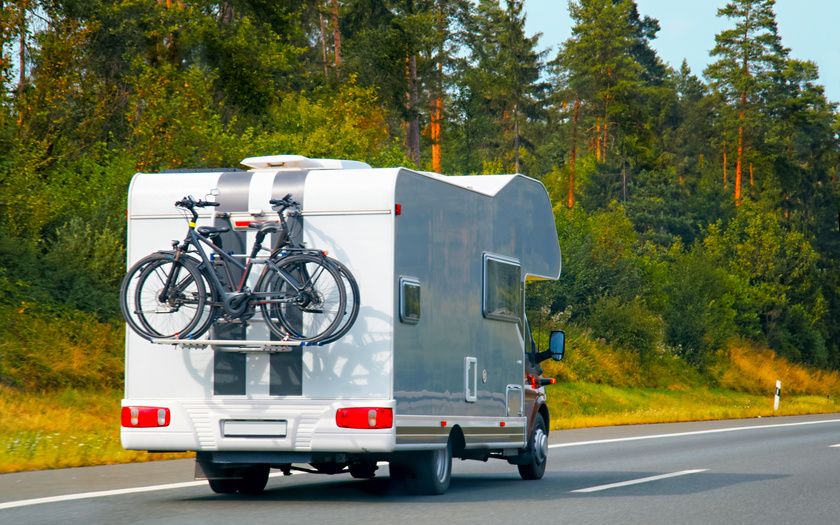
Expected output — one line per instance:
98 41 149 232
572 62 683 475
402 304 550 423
121 155 565 495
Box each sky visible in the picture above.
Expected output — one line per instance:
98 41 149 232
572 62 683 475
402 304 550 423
523 0 840 103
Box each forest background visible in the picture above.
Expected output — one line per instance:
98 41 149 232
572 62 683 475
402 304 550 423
0 0 839 470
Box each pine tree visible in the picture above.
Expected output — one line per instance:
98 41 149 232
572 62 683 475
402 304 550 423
458 0 546 174
704 0 786 204
552 0 652 207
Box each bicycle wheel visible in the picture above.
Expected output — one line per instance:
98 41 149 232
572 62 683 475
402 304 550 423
317 257 360 344
257 253 346 343
133 254 209 338
120 253 168 338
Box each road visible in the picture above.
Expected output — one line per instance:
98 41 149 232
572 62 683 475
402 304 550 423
2 413 839 524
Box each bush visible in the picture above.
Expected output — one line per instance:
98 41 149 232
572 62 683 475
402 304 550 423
586 296 662 362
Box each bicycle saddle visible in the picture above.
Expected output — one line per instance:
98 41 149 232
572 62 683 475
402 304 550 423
248 221 282 233
197 226 231 237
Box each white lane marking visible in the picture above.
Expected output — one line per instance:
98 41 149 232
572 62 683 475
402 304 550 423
0 470 304 510
830 444 840 448
550 418 840 449
571 469 708 493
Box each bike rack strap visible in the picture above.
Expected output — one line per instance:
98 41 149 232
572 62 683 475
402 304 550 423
149 338 320 352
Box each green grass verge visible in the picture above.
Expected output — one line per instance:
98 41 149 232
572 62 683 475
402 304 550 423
545 382 840 430
0 386 190 474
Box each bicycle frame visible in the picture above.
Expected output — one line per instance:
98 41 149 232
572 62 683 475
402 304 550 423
178 229 315 307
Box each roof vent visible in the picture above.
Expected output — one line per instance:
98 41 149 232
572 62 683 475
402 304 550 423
240 155 371 170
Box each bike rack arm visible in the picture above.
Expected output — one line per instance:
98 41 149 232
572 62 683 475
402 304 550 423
149 338 321 352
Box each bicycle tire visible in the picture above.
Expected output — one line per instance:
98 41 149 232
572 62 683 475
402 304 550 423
317 257 360 344
257 253 346 343
133 254 209 338
120 253 168 339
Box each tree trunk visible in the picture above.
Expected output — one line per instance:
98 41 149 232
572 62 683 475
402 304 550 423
17 0 25 91
406 54 420 169
569 100 579 209
723 132 728 190
431 95 442 173
602 91 609 164
595 123 601 163
319 7 329 77
513 103 520 173
331 0 341 68
431 2 444 174
736 119 743 204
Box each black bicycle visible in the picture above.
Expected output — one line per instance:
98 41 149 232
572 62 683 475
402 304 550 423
261 195 360 345
120 195 351 343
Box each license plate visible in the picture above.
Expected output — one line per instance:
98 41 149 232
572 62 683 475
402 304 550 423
222 420 287 438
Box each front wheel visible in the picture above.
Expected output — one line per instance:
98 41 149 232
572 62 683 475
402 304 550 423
317 258 360 344
518 414 549 480
257 253 346 343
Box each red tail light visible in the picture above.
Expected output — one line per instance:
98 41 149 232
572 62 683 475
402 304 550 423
121 406 171 428
336 407 393 429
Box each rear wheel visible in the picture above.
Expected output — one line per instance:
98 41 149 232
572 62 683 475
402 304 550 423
390 438 452 495
207 478 238 494
237 465 270 495
518 414 548 480
207 465 270 495
258 253 346 343
133 255 209 338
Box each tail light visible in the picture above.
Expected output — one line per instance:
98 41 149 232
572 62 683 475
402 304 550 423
336 407 393 429
121 406 171 428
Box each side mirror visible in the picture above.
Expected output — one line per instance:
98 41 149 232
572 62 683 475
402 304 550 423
549 330 565 361
210 188 221 196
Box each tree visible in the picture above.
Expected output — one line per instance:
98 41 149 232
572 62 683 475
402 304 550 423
704 0 787 204
551 0 658 207
457 0 546 174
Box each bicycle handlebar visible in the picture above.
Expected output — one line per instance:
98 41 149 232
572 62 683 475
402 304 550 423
269 194 300 211
175 195 221 209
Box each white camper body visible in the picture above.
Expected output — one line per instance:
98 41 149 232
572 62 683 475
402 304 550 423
121 156 563 494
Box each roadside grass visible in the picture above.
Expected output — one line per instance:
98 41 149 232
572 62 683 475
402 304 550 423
0 385 190 474
545 383 840 430
541 325 840 430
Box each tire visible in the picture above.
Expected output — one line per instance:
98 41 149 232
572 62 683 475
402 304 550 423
208 478 238 494
318 258 360 344
257 253 346 343
518 414 549 480
133 254 209 338
207 465 269 495
349 460 378 479
237 465 270 495
391 438 452 495
120 253 166 338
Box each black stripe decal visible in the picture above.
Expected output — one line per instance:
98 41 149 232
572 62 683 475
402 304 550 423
268 170 309 396
212 171 253 396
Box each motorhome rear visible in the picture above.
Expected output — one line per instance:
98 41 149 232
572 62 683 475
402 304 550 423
121 155 564 495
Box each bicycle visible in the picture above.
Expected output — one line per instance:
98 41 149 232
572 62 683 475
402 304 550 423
120 195 348 343
259 195 360 345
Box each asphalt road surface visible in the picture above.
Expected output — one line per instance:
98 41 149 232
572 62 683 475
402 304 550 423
2 413 839 524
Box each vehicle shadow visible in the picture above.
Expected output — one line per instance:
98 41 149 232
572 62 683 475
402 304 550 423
183 468 787 503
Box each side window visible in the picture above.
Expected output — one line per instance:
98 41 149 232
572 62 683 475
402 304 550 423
483 254 521 322
399 277 421 324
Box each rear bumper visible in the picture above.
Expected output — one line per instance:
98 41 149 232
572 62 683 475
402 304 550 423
120 398 397 453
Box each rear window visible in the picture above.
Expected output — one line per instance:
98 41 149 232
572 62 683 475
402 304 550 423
399 277 421 324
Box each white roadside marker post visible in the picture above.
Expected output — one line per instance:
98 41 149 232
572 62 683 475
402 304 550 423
774 380 781 411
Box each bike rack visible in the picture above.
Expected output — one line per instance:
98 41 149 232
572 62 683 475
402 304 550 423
149 338 320 353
